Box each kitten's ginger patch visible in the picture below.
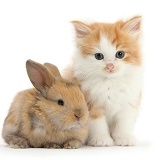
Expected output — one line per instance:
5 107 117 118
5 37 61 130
72 16 142 66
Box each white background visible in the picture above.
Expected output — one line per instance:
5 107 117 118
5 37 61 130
0 0 160 159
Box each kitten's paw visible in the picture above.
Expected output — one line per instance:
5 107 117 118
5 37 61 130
64 140 82 149
87 135 114 147
113 135 136 146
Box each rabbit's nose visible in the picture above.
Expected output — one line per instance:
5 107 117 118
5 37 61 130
74 109 83 120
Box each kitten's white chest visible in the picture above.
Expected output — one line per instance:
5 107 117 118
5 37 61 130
81 76 139 116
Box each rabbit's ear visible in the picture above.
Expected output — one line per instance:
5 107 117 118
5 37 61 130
44 63 62 80
26 59 54 95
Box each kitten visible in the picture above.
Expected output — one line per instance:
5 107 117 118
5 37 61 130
65 16 142 146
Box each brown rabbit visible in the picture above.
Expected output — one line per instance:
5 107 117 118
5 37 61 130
2 60 89 149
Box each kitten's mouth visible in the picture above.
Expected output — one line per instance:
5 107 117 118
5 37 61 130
104 70 117 78
106 70 114 74
104 67 115 74
108 70 114 73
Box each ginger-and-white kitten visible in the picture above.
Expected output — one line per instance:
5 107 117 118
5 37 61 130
65 16 142 146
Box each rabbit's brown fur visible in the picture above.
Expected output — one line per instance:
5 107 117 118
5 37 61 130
2 60 89 149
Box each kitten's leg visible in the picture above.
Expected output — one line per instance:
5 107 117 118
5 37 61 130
87 107 114 147
111 107 137 146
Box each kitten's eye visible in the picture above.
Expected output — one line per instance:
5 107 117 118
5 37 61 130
95 53 104 60
115 51 125 59
57 99 64 106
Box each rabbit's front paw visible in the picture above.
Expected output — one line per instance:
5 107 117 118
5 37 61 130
45 142 62 149
64 140 82 149
9 136 30 148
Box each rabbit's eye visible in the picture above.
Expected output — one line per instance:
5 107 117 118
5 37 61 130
57 99 64 106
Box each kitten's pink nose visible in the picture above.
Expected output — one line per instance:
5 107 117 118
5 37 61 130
106 63 114 72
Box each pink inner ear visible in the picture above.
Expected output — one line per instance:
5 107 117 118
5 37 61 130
73 22 91 38
124 17 141 33
75 26 89 38
76 28 88 37
37 69 46 87
131 20 141 32
27 63 47 92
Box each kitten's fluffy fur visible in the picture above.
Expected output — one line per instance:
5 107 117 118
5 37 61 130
65 16 142 146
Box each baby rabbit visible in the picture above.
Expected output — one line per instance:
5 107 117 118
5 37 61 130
2 60 89 149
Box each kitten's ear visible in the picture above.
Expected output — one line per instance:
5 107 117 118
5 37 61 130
123 16 142 38
71 21 91 38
